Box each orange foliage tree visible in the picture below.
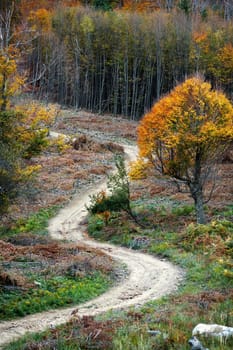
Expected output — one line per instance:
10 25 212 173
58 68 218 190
135 77 233 224
120 0 157 11
215 44 233 88
0 49 24 111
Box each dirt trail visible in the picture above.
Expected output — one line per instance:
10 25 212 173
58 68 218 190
0 144 183 348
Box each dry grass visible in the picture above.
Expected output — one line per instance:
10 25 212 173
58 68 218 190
0 238 114 291
131 162 233 211
22 315 124 350
6 138 120 222
55 109 138 141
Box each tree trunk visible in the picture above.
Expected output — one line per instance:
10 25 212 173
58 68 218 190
191 188 206 224
1 72 7 111
190 149 206 224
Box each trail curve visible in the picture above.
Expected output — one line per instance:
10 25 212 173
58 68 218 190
0 144 183 348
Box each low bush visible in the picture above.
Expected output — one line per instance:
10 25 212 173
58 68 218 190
0 272 110 320
178 220 233 257
172 205 194 216
112 323 156 350
0 206 59 238
88 190 129 214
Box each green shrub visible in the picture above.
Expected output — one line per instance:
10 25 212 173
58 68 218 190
112 324 155 350
87 155 142 228
149 242 173 257
88 190 129 214
221 205 233 218
0 206 59 238
88 214 105 238
0 141 21 215
23 129 49 159
179 220 233 255
172 205 194 216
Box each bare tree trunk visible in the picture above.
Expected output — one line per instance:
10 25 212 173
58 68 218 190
0 3 14 50
0 72 7 111
191 187 206 224
155 17 164 101
98 54 106 113
74 39 81 109
131 57 138 119
188 148 206 224
124 55 129 116
224 0 233 21
113 62 119 116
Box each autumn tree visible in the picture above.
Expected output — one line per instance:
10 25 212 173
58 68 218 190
0 48 58 214
0 49 24 111
213 44 233 92
0 102 57 215
0 109 21 213
135 77 233 224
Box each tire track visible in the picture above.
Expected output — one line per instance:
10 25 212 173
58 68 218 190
0 144 183 348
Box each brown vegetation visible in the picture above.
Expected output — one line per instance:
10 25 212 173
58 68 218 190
22 315 124 350
0 238 113 290
54 110 137 141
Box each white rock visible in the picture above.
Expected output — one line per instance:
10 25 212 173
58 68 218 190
34 281 42 286
49 131 71 143
147 330 161 336
188 336 209 350
192 323 233 339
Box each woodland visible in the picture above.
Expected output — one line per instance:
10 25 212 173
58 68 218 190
0 1 233 350
2 1 233 119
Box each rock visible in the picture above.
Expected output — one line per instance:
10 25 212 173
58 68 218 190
192 323 233 339
147 330 162 336
49 131 71 143
34 280 42 287
130 236 150 249
188 336 209 350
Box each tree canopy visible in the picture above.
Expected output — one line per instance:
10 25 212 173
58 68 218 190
135 77 233 223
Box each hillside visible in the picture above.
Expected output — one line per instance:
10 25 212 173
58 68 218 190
0 106 232 349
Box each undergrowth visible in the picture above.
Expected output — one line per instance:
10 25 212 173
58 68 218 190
0 206 59 238
0 272 110 320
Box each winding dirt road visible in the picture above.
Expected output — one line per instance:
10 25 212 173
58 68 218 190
0 144 183 348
